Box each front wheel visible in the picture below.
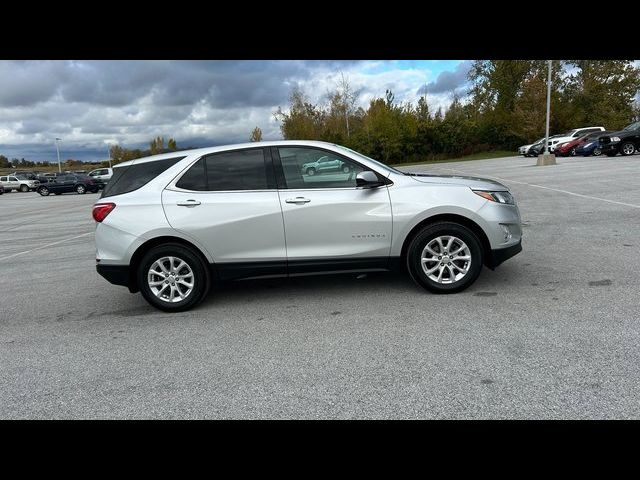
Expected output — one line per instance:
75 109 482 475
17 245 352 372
592 146 602 156
38 187 50 196
406 222 483 294
570 147 577 156
138 243 210 312
76 184 86 194
621 142 636 156
306 167 316 176
20 184 29 192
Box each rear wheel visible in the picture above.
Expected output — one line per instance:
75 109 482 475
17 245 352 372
306 167 316 176
20 184 29 192
138 243 210 312
75 184 86 194
621 142 636 156
592 146 602 156
570 147 577 156
406 222 484 294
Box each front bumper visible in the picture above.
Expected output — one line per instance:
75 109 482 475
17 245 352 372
600 143 619 155
486 239 522 269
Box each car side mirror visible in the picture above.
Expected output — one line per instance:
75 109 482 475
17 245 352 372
356 171 383 188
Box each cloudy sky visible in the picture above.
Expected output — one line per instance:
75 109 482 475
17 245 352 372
0 60 472 162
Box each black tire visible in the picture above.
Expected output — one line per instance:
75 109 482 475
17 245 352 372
570 147 577 156
606 151 617 157
620 142 636 156
592 147 602 156
306 167 316 176
342 165 350 173
38 187 50 196
75 184 86 194
406 222 484 294
20 184 29 192
138 243 211 312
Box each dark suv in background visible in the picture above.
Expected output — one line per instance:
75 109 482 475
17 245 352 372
36 173 103 196
599 121 640 157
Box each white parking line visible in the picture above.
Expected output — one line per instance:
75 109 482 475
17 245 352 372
436 167 640 209
0 231 93 261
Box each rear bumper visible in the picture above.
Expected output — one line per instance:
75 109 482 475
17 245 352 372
96 264 137 292
486 240 522 269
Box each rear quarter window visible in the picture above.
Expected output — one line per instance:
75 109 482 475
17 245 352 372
101 156 185 198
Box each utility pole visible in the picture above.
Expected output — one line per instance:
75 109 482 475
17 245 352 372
55 138 62 173
537 60 556 166
545 60 552 153
107 144 112 168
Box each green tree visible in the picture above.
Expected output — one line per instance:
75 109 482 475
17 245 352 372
150 136 166 155
561 60 640 130
250 126 263 142
275 87 324 140
167 138 177 150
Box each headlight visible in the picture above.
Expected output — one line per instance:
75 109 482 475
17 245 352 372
473 190 515 205
610 136 621 142
560 142 569 147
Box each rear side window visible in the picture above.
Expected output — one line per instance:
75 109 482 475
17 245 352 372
175 149 272 191
102 156 185 198
176 158 207 191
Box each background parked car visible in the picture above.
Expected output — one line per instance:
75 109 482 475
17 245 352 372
0 175 40 192
575 138 604 156
0 184 4 195
528 135 565 156
36 173 103 196
88 167 113 184
555 131 612 157
520 138 544 156
548 126 605 152
599 121 640 157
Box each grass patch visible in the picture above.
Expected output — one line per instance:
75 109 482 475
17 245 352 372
392 150 515 167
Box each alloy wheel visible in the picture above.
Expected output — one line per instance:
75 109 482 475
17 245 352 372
147 256 194 303
420 235 471 284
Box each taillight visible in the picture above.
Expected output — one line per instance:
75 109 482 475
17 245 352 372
93 203 116 222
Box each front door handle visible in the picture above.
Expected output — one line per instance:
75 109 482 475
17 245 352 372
285 197 311 204
177 199 201 207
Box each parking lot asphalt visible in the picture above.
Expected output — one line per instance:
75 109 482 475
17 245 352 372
1 153 640 419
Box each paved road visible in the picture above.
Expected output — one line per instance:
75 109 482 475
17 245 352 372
1 154 639 419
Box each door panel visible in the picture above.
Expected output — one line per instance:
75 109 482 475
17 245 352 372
162 190 286 262
279 187 393 259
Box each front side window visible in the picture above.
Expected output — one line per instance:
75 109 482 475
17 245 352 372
277 147 364 189
175 148 270 192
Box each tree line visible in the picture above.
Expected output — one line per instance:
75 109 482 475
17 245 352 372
271 60 640 164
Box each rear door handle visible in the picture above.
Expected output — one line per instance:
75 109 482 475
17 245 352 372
285 197 311 204
177 199 201 207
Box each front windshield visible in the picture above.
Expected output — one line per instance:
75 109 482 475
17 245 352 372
623 121 640 131
332 145 405 175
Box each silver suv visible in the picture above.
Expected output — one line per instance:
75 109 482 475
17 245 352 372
93 141 522 312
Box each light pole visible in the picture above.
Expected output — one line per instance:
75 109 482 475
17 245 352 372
106 144 112 168
545 59 552 153
537 60 556 166
55 138 62 173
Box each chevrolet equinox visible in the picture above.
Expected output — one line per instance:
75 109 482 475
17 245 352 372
94 141 522 312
